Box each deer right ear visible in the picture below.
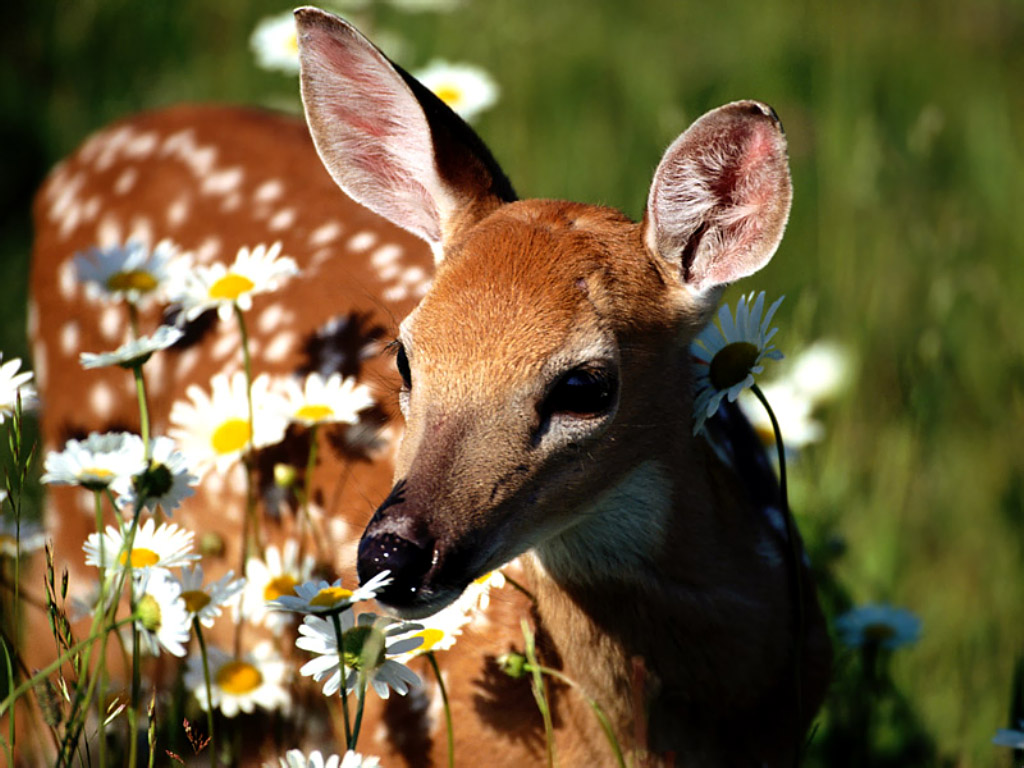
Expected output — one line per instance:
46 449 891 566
295 7 515 256
643 101 792 299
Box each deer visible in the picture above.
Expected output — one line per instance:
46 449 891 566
26 6 830 766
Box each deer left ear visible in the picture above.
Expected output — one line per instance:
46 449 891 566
643 101 792 298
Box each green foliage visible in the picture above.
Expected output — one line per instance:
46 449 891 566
2 0 1021 765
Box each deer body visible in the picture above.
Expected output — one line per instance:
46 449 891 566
30 8 829 765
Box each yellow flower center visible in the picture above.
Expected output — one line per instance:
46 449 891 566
182 590 212 614
294 403 334 423
119 548 161 568
263 575 299 602
215 660 263 695
473 572 493 585
208 273 255 301
310 586 354 608
82 467 115 480
434 85 462 107
107 269 158 294
708 341 760 391
286 31 299 54
863 623 896 643
414 628 445 654
210 418 251 455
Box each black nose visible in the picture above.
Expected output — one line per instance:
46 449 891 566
357 532 434 607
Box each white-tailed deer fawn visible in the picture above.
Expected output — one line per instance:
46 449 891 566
29 7 829 765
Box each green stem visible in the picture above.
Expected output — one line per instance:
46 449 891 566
750 383 804 763
522 620 556 768
426 652 455 768
350 672 368 751
128 624 139 768
132 364 152 461
93 491 108 768
233 302 259 657
330 611 352 749
194 619 218 768
299 424 320 560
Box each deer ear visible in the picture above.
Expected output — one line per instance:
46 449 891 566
295 7 515 255
643 101 792 297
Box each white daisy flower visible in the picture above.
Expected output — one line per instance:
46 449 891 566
269 749 381 768
239 540 315 633
834 604 921 650
276 373 376 427
0 354 38 423
74 239 185 307
186 641 291 717
250 11 300 74
84 518 199 572
79 325 183 370
297 611 423 700
112 436 198 515
739 379 822 451
133 567 191 657
412 60 500 122
169 372 289 477
994 721 1024 749
178 564 245 628
41 432 147 492
0 515 47 558
690 291 785 436
267 571 392 615
789 340 851 404
171 242 298 323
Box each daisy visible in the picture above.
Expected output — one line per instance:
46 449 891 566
112 435 197 515
250 11 300 74
171 242 298 323
834 604 921 650
84 517 199 572
239 540 315 633
690 291 784 436
79 325 183 370
297 611 423 699
275 372 376 427
266 571 391 615
270 750 381 768
788 340 851 404
738 380 822 451
178 564 246 628
993 721 1024 749
41 432 147 492
186 640 291 717
0 354 38 423
0 514 47 558
74 239 184 307
169 372 289 476
412 60 500 122
133 567 191 657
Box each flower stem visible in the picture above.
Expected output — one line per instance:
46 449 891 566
233 302 260 656
750 382 805 763
330 611 353 748
426 652 455 768
132 364 152 461
128 622 140 768
350 673 368 750
298 424 321 562
194 619 218 768
521 619 556 768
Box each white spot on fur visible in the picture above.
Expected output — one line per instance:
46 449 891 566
145 353 166 397
309 221 342 247
268 208 296 231
263 331 296 363
99 306 122 341
161 129 217 177
126 131 157 158
347 231 378 253
32 340 47 388
220 193 242 213
202 167 244 196
327 516 352 545
114 167 138 195
377 262 401 281
96 213 123 247
382 284 410 303
254 179 284 203
89 382 114 419
59 322 80 356
309 247 333 269
127 217 154 247
257 303 285 334
211 328 240 361
58 261 78 300
370 244 402 269
167 196 190 227
176 347 200 379
195 237 221 264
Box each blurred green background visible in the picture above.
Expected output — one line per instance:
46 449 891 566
3 0 1022 765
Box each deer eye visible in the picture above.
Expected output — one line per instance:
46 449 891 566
395 343 412 389
543 366 617 418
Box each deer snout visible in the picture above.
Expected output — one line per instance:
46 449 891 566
357 530 435 610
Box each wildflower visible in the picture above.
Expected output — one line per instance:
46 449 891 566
690 291 784 436
169 372 289 476
297 611 423 699
84 518 199 572
267 571 391 615
270 749 381 768
789 340 850 403
178 564 245 628
251 12 300 74
412 60 499 122
0 354 38 422
239 540 315 633
835 604 921 650
79 325 183 370
133 567 191 657
172 242 298 323
74 239 184 307
41 432 147 492
113 436 198 515
0 513 47 557
276 372 375 427
186 641 291 717
993 721 1024 749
